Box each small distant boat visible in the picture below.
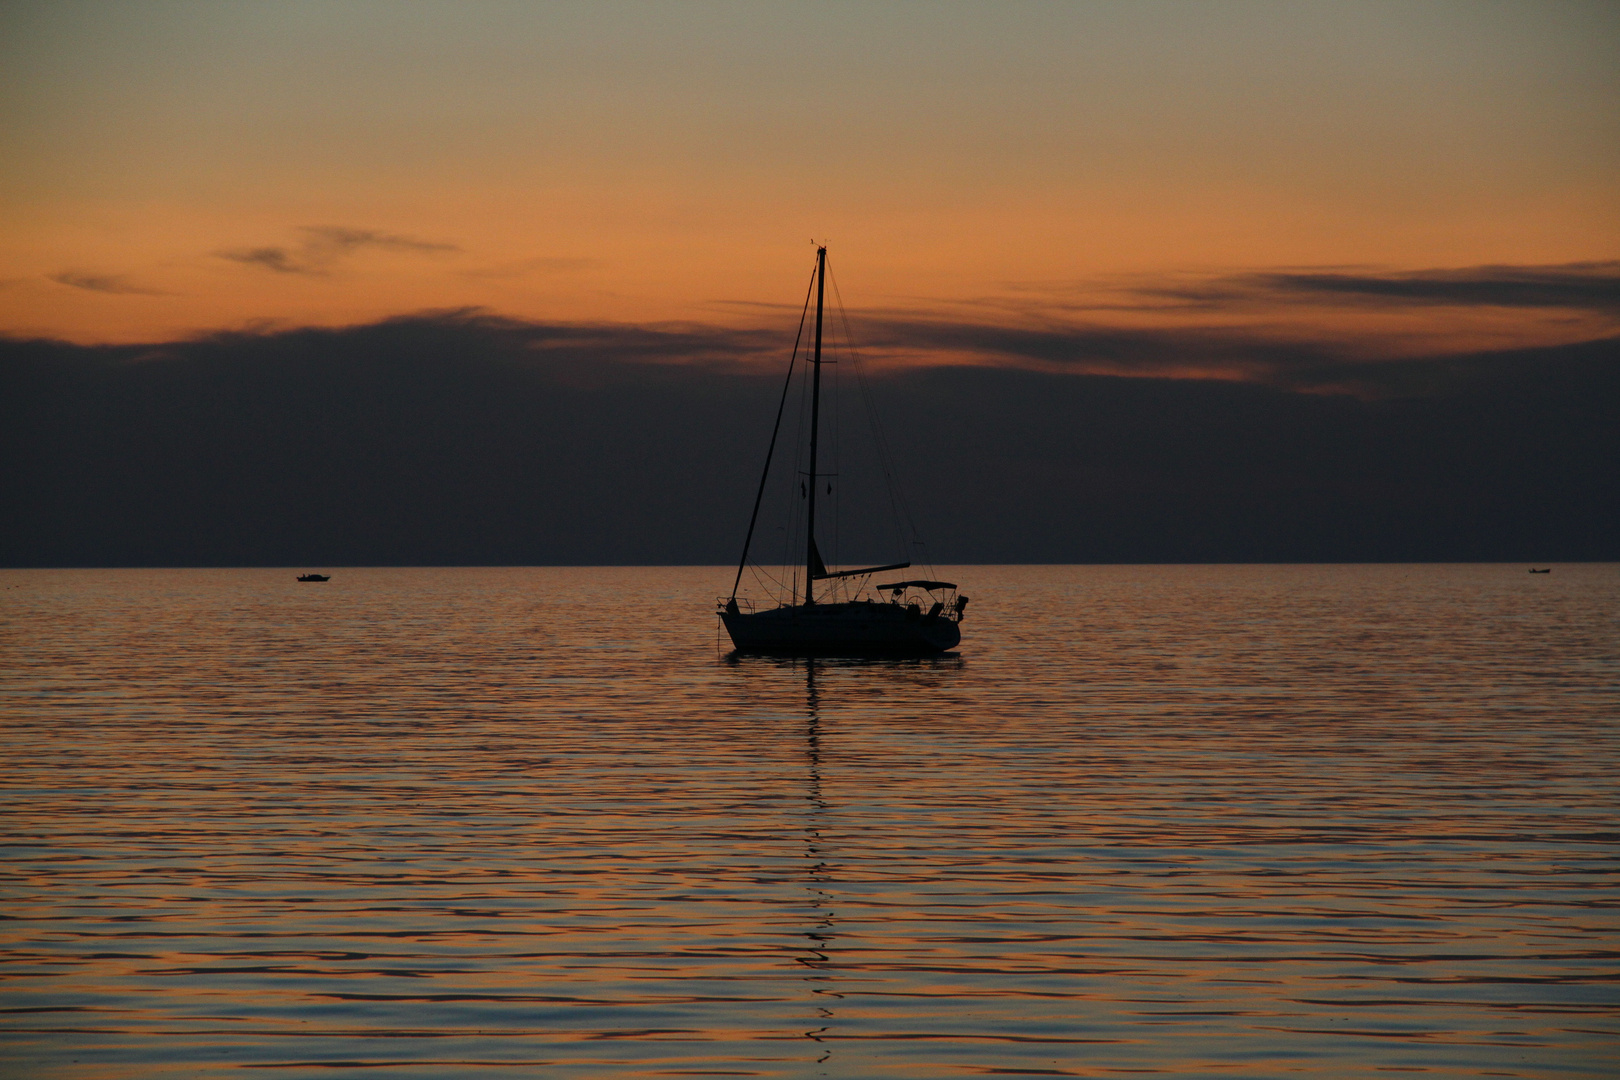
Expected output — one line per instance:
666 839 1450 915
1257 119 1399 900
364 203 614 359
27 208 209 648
1528 568 1551 574
718 246 968 655
296 573 330 582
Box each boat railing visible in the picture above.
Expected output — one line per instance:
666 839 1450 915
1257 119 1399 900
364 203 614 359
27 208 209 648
719 586 967 621
867 583 967 621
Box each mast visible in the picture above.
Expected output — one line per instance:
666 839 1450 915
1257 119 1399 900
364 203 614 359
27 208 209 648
803 245 827 605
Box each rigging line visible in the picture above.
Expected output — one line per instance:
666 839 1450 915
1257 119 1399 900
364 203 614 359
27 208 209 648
842 297 927 574
785 373 810 602
853 328 931 577
749 562 789 596
826 267 932 576
829 299 841 578
786 332 812 605
729 262 819 603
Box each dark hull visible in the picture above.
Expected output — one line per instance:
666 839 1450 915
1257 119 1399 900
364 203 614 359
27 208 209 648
721 601 960 655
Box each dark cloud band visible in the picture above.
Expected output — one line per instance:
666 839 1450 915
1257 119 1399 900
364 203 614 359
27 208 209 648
2 312 1612 566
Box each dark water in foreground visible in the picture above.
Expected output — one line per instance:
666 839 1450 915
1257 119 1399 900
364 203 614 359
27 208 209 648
2 565 1616 1079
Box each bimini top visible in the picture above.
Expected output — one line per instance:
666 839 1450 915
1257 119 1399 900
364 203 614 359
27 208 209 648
877 580 957 592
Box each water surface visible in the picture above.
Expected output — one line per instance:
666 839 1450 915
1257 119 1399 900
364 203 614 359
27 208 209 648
2 565 1616 1078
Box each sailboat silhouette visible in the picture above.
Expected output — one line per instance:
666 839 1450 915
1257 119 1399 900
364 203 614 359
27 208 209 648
718 247 968 654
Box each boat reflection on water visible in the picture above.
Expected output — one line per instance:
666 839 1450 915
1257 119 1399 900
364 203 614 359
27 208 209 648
798 660 837 1069
722 654 962 1072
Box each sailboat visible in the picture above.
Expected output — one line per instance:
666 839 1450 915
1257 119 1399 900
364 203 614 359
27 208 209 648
718 246 968 655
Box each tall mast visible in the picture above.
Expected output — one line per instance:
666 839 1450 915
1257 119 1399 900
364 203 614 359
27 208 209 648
803 245 827 605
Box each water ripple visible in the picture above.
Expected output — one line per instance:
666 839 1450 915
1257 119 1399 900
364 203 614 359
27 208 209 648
2 564 1616 1078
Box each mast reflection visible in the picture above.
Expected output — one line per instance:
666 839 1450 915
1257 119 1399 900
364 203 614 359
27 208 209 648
797 659 838 1070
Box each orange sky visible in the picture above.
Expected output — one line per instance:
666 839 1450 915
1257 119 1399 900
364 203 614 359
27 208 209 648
2 2 1616 353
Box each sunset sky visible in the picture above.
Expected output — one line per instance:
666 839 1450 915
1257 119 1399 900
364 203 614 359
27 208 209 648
3 0 1616 364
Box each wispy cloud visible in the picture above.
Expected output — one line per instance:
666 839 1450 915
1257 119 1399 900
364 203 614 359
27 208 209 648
218 226 459 275
783 265 1620 394
849 313 1620 397
854 315 1330 384
300 226 458 256
845 259 1620 391
49 271 168 295
1148 261 1620 313
217 247 306 274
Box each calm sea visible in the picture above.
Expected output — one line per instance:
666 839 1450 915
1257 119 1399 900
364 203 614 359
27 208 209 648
2 565 1616 1079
